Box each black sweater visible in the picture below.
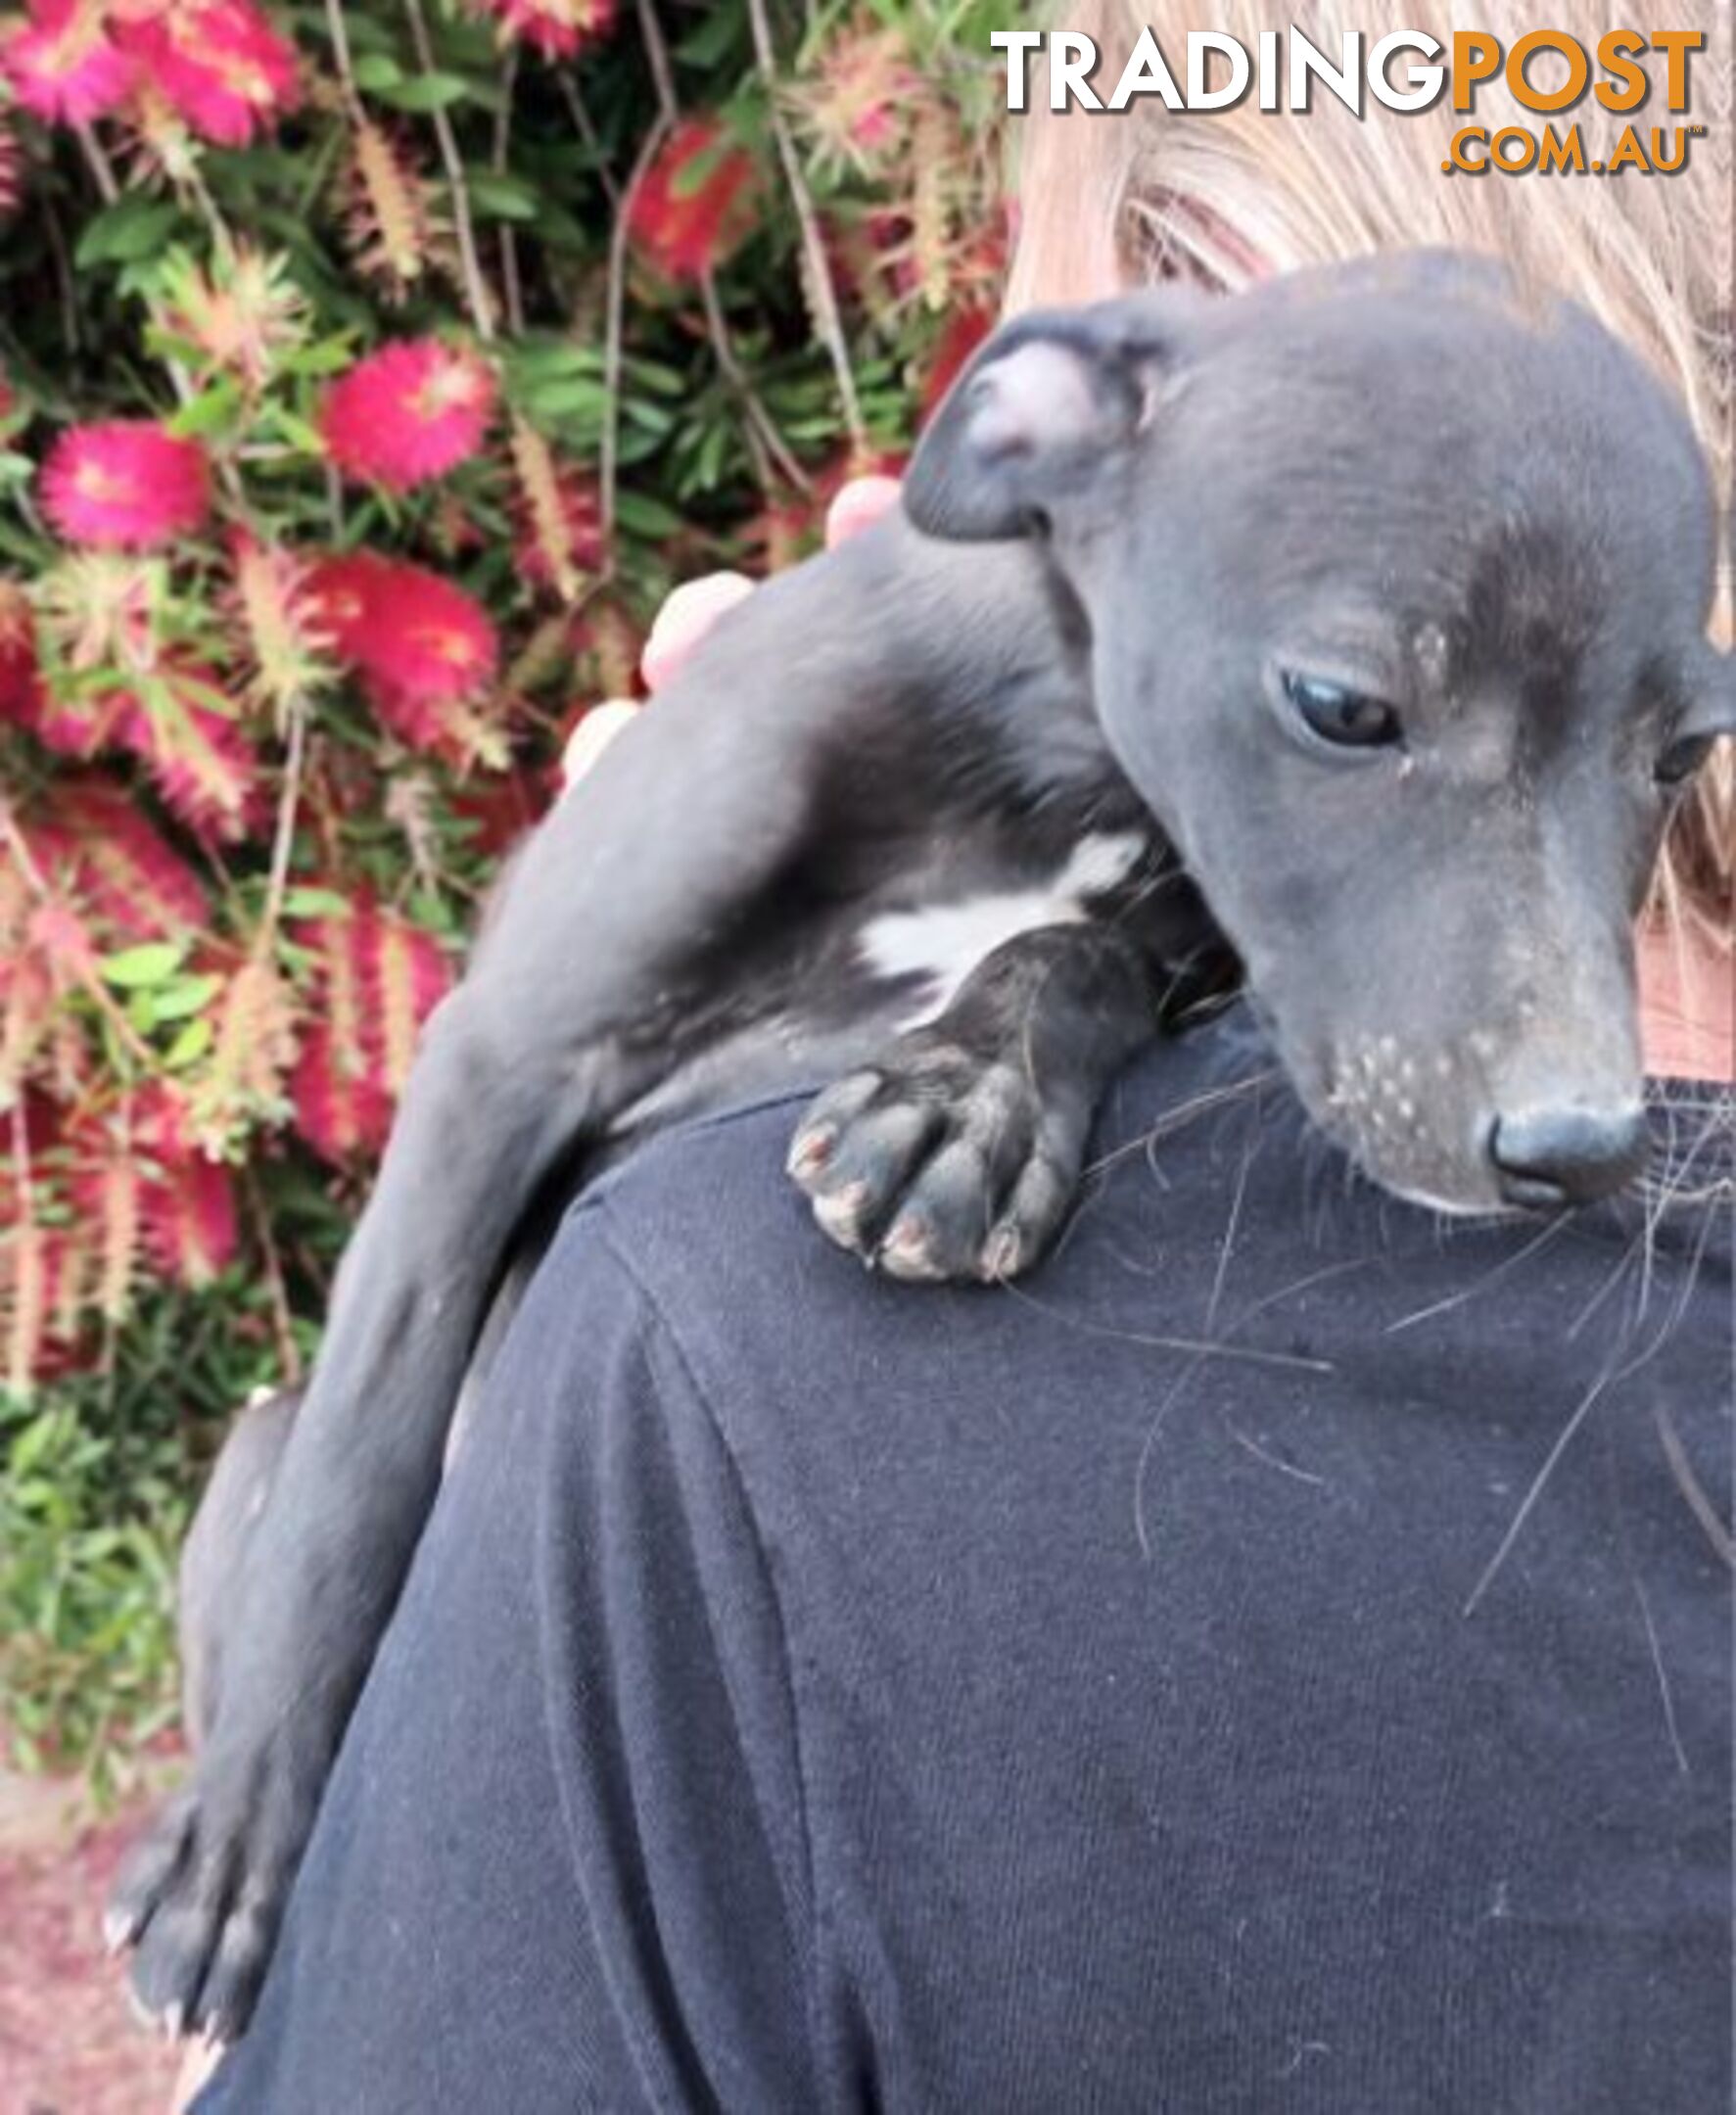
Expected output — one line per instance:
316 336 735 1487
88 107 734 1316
201 1021 1733 2113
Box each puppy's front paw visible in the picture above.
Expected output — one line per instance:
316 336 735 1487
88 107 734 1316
788 1033 1086 1284
107 1734 320 2044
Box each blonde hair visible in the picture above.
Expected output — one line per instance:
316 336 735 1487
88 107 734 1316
1008 1 1732 939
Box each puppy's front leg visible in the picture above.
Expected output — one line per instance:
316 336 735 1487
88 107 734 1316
109 515 1018 2043
790 910 1227 1282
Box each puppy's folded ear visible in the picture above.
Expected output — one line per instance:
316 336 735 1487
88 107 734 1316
1675 640 1736 742
902 292 1198 543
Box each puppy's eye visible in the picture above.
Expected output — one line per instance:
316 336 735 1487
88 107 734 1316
1654 731 1715 788
1282 672 1402 751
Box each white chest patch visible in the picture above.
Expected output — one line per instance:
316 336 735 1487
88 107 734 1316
858 830 1148 1025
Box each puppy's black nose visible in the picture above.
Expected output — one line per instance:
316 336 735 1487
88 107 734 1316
1489 1105 1650 1209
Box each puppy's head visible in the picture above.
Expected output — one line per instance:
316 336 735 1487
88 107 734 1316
906 254 1729 1212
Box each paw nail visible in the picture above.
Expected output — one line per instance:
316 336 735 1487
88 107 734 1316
982 1227 1021 1280
103 1905 135 1956
814 1182 868 1238
787 1128 833 1176
163 2002 185 2044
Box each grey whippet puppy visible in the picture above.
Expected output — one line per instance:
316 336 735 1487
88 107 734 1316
110 252 1731 2040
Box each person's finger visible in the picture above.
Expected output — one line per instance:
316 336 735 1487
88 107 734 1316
824 474 902 549
561 699 639 790
640 571 756 693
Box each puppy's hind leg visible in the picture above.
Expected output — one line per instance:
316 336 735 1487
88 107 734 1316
108 519 934 2044
176 1388 301 1753
109 988 612 2039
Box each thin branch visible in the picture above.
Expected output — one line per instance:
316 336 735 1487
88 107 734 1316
633 0 679 119
245 1166 303 1385
697 269 811 493
744 0 866 449
7 1105 39 1399
601 116 671 545
401 0 494 341
42 198 81 356
557 70 620 210
323 0 361 113
73 121 119 205
493 46 525 336
257 689 307 949
631 0 809 495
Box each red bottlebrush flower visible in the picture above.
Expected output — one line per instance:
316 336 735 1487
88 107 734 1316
509 421 603 602
345 120 438 306
793 24 920 173
449 768 549 860
116 0 299 147
227 531 333 717
320 339 496 494
141 1150 238 1286
38 421 211 551
0 587 49 733
289 1018 394 1161
19 682 126 760
289 894 450 1163
24 776 208 938
468 0 613 62
2 0 133 126
627 117 758 283
111 660 263 841
0 114 23 220
309 551 498 751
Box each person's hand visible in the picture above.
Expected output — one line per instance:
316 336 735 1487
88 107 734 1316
562 475 902 788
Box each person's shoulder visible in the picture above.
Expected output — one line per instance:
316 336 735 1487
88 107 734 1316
571 1083 826 1302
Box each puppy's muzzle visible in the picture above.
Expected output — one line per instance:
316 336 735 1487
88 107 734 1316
1488 1103 1650 1210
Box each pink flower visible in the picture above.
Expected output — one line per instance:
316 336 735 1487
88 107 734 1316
38 421 211 550
2 0 133 126
117 0 299 146
309 551 497 749
320 340 497 493
469 0 613 62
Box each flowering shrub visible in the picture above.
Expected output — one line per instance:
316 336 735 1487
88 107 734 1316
0 0 1009 1766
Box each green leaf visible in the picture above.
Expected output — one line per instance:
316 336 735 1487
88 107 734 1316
264 407 328 456
466 172 540 223
151 974 223 1023
675 8 744 67
613 492 688 540
164 1017 214 1070
281 887 353 919
671 134 743 202
350 50 404 90
166 379 244 440
99 943 188 991
372 71 471 112
74 197 184 268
